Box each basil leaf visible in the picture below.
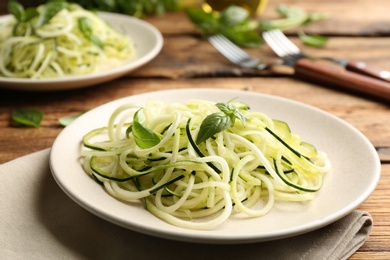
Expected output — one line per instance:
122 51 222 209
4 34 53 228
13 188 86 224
132 122 161 149
23 8 39 22
219 5 249 26
186 6 263 47
59 113 83 127
196 101 249 144
216 102 247 126
35 1 68 28
222 29 263 48
259 4 329 32
126 125 133 139
78 17 104 49
11 108 43 127
8 1 24 22
298 31 328 47
132 110 160 149
276 4 305 18
185 8 218 35
196 112 232 144
134 108 145 124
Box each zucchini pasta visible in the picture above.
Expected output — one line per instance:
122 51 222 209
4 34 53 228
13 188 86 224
0 1 135 79
80 100 330 230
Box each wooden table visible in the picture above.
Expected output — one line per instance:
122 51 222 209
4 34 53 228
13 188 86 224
1 0 389 258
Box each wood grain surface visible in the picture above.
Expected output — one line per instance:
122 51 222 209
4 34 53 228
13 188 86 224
0 1 389 258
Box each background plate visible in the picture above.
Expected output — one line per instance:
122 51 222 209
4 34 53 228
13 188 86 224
0 12 163 91
50 88 380 244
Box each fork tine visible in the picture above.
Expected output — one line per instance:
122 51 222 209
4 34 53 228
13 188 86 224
262 30 301 57
209 35 251 63
209 34 267 70
271 30 301 55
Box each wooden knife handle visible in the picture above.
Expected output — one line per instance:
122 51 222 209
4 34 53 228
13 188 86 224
346 60 390 83
294 58 390 102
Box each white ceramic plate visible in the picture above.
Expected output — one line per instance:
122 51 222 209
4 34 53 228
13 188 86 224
50 88 380 244
0 12 163 91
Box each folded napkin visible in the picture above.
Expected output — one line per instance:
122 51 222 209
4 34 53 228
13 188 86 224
0 149 373 260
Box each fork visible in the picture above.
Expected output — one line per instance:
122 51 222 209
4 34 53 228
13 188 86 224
208 35 268 70
262 29 390 102
262 29 390 83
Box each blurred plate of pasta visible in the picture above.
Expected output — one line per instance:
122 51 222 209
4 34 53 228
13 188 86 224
0 12 163 91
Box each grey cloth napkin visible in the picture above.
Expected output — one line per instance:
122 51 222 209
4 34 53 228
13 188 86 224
0 149 373 260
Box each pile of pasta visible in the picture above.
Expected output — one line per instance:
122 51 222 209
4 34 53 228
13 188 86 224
81 100 330 230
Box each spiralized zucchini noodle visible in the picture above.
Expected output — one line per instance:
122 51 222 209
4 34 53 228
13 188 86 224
0 2 135 79
80 100 331 230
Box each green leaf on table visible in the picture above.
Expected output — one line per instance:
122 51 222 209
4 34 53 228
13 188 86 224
219 5 249 26
186 6 263 47
11 108 43 127
130 109 160 149
298 31 328 47
259 4 329 32
223 29 264 48
185 8 218 34
78 17 104 49
59 112 83 127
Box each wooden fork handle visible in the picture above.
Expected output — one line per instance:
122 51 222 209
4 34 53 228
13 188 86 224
294 58 390 102
345 60 390 83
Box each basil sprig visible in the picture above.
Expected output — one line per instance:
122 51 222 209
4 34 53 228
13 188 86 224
196 101 248 144
186 6 263 48
78 17 104 49
127 109 161 149
8 0 38 23
186 4 329 48
8 0 68 28
35 0 69 28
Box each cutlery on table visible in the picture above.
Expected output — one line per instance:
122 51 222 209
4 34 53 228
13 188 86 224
264 29 390 83
262 29 390 102
208 35 269 70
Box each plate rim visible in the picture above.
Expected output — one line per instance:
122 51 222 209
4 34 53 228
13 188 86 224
0 12 163 91
50 88 381 244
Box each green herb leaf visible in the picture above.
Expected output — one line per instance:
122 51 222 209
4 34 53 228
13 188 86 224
223 29 263 48
35 1 68 28
186 6 262 47
196 101 248 144
23 8 39 22
126 124 133 139
78 17 104 49
8 1 25 22
196 112 232 145
259 4 329 32
11 108 43 127
59 112 83 127
298 31 328 47
185 8 218 35
219 5 249 26
216 102 247 126
131 110 160 149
